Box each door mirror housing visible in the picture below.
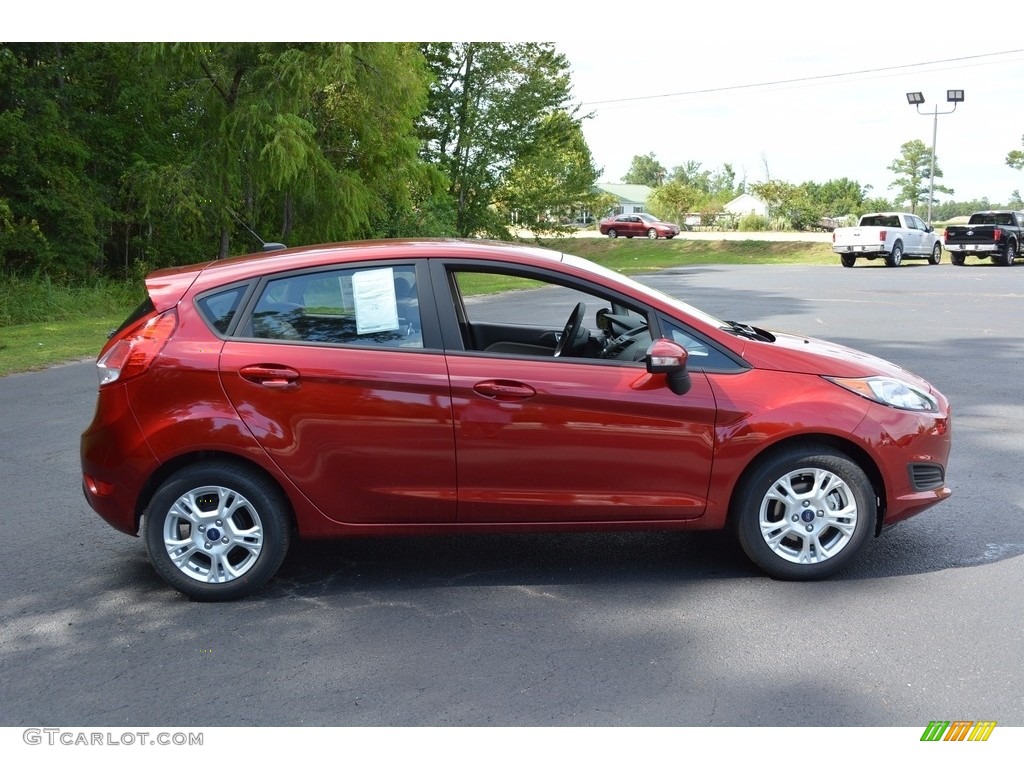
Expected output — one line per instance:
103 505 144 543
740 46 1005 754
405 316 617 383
646 338 691 395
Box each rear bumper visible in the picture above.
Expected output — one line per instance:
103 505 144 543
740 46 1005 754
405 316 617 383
80 384 158 535
946 243 998 252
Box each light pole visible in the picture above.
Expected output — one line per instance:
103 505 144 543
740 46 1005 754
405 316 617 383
906 90 964 224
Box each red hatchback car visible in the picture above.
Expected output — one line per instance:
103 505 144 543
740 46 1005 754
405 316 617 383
81 239 952 600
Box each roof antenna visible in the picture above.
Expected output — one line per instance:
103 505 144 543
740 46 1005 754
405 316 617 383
226 208 287 252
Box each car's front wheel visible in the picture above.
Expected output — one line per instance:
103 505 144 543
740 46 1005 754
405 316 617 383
734 446 874 580
929 242 942 265
143 462 292 601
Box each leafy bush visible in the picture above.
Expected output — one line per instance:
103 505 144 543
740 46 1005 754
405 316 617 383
737 213 770 232
0 274 142 327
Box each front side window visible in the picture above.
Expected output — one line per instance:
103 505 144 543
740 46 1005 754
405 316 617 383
448 267 652 363
246 265 423 348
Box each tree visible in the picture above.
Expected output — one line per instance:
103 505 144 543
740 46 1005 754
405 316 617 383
0 42 445 276
1007 135 1024 171
888 139 952 215
0 43 135 276
750 180 819 231
646 180 699 225
622 152 667 187
669 161 739 204
803 178 865 218
494 111 601 235
136 43 439 260
418 42 580 238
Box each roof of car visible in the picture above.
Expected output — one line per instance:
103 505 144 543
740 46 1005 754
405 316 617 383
144 239 572 308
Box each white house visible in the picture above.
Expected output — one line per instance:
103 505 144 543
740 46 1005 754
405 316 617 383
724 193 769 219
593 184 653 215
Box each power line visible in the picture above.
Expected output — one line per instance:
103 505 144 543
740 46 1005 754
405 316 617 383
579 49 1024 107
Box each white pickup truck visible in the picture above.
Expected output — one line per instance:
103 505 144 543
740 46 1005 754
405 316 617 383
831 212 943 268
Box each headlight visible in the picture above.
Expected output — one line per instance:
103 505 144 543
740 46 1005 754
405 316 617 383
825 375 938 412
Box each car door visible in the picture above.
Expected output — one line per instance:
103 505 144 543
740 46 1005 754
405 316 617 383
432 261 717 524
905 215 926 254
217 261 457 525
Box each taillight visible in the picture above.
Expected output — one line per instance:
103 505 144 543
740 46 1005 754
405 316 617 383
878 230 887 242
942 228 949 240
96 309 177 386
993 228 1002 241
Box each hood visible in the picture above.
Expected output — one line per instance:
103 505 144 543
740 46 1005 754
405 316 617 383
739 330 933 388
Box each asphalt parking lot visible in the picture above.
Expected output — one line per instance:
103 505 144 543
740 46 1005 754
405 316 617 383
1 261 1021 728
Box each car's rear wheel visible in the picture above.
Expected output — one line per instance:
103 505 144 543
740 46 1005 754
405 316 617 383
607 229 618 239
886 242 903 267
951 252 966 266
997 240 1017 266
143 462 291 601
840 254 856 268
647 228 658 239
734 446 874 580
929 242 942 265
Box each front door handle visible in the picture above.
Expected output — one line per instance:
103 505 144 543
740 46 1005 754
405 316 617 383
473 379 536 401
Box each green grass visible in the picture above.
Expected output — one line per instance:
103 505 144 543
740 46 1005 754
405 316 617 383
541 237 835 271
0 238 834 376
0 316 125 374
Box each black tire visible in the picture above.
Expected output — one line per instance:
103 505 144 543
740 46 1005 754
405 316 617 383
929 242 942 265
997 240 1017 266
951 252 966 266
885 241 903 267
733 445 874 580
143 461 292 601
841 254 856 268
647 228 658 239
607 229 618 239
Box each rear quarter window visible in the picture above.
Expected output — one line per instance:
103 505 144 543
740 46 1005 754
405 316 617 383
196 286 247 334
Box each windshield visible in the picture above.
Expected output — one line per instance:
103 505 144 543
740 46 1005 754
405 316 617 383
638 213 660 223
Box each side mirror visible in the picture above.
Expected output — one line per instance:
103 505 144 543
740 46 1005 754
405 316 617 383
646 338 691 395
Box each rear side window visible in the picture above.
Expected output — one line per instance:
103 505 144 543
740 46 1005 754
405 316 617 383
246 265 423 348
197 286 247 334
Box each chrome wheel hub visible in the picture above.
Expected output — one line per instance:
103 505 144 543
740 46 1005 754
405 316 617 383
758 467 858 565
161 485 264 583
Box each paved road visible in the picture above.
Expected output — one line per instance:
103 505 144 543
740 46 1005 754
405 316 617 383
1 261 1021 728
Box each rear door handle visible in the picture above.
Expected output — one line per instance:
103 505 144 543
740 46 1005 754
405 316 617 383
239 365 300 389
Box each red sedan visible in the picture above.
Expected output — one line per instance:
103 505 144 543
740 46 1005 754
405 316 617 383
600 213 681 239
81 239 951 600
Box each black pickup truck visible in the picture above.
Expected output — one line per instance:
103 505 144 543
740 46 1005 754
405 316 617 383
943 210 1024 266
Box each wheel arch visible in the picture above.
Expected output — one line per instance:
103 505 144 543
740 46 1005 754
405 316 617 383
133 450 297 535
726 433 887 536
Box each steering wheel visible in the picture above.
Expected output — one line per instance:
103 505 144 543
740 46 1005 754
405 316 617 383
599 324 650 360
553 302 587 358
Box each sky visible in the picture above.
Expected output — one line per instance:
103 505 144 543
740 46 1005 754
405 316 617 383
560 39 1024 204
11 1 1024 204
